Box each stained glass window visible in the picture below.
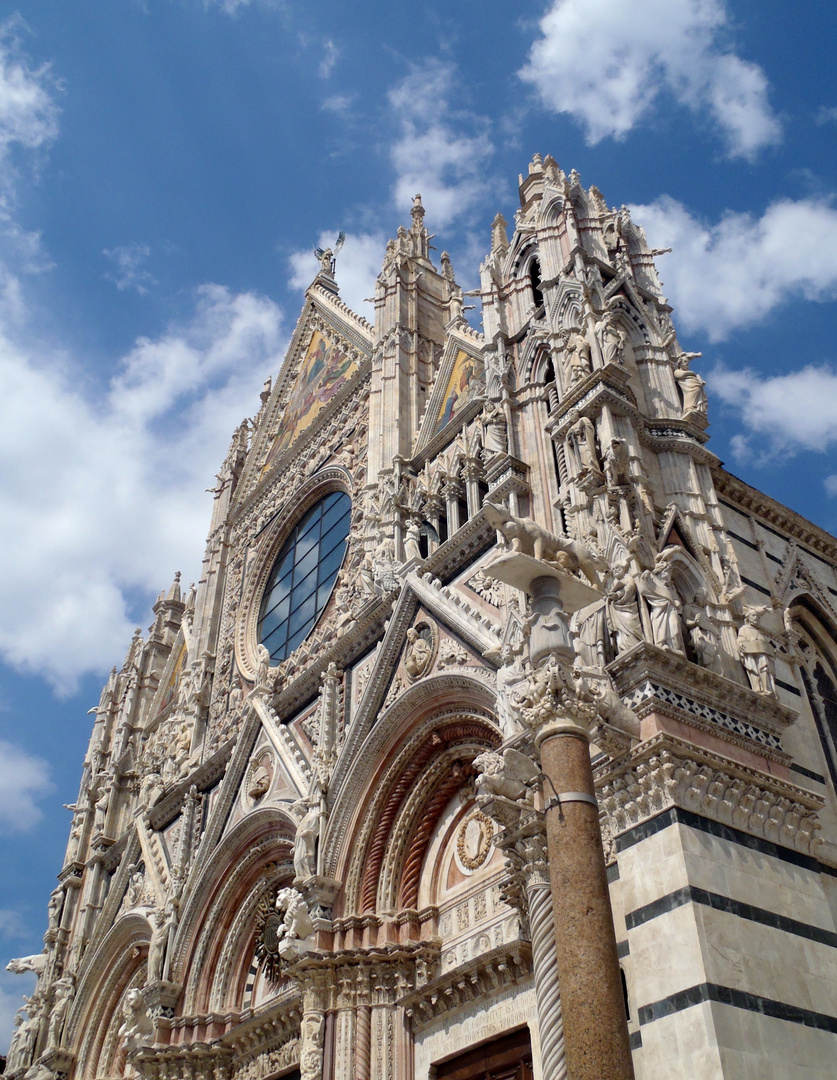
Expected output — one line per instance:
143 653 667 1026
258 491 351 663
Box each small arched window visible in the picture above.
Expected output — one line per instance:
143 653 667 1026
258 491 351 663
529 256 544 311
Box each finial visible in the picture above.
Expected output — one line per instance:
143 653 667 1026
411 194 425 227
166 571 182 603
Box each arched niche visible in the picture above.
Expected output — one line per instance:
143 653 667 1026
326 674 500 917
68 914 150 1080
173 807 297 1014
786 596 837 792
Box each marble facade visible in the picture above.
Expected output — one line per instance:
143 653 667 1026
8 156 837 1080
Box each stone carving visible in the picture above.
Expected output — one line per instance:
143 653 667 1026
293 799 320 881
683 593 724 674
7 953 47 976
457 811 494 870
118 987 154 1055
599 743 822 855
638 551 685 654
673 354 707 418
247 750 274 801
404 519 422 562
738 605 777 696
125 864 145 908
606 561 644 654
480 399 508 457
45 972 74 1048
474 748 540 804
147 900 177 983
485 643 529 739
255 643 272 690
564 328 591 384
596 309 626 366
484 501 605 587
404 626 433 680
567 415 601 476
602 438 630 489
47 886 65 931
467 569 505 608
300 1011 325 1080
254 887 314 983
485 339 513 401
570 601 606 671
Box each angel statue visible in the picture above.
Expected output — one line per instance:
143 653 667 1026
314 231 346 275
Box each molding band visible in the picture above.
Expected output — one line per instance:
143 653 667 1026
638 982 837 1034
625 885 837 949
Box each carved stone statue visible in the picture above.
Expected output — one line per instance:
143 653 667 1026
484 501 605 587
404 627 432 679
47 886 65 931
485 643 528 739
118 987 154 1054
7 1010 27 1072
126 864 145 908
639 553 685 654
404 520 422 562
274 887 314 949
7 953 47 976
606 562 644 654
674 355 707 418
485 341 513 400
568 415 600 474
480 399 508 456
147 908 169 983
596 310 626 366
683 593 724 674
738 606 777 696
293 799 320 881
474 748 539 803
570 601 607 670
46 973 74 1048
255 643 272 688
603 438 630 488
564 329 592 384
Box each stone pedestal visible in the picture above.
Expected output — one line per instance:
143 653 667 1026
537 720 635 1080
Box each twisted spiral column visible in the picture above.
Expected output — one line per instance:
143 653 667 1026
354 1004 371 1080
527 878 567 1080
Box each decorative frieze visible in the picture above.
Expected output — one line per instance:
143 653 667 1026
597 732 824 857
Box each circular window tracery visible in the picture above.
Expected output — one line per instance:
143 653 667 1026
258 490 351 663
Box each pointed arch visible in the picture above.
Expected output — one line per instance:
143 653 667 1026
786 596 837 792
172 806 297 1013
325 674 500 917
68 913 150 1080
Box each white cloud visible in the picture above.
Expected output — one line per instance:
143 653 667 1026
288 231 384 319
318 40 339 80
710 364 837 464
0 18 59 165
520 0 780 159
816 106 837 125
321 94 353 115
0 285 285 693
103 243 157 294
632 195 837 340
388 60 495 229
825 475 837 497
0 741 52 833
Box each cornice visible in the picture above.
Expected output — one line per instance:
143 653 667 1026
715 469 837 562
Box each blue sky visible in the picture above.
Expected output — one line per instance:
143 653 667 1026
1 0 837 1045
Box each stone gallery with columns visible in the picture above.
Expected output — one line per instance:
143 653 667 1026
8 154 837 1080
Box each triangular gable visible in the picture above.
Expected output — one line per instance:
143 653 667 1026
415 332 485 455
774 543 837 621
240 286 373 496
330 571 502 796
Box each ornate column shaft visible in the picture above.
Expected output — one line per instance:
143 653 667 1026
537 718 634 1080
518 835 566 1080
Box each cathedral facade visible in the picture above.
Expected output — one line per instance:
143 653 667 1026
7 155 837 1080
